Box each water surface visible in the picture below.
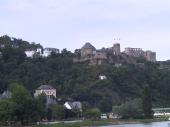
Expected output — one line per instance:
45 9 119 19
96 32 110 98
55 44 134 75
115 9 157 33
100 121 170 127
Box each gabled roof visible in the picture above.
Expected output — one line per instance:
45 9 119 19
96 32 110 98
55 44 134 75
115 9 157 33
82 42 96 50
37 85 55 90
0 90 11 99
72 101 82 109
64 101 82 110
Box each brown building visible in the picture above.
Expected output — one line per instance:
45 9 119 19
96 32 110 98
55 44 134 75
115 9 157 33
124 48 144 57
78 41 156 65
92 52 107 65
81 42 96 58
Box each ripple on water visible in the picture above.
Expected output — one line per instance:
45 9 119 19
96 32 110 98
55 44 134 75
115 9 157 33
100 121 170 127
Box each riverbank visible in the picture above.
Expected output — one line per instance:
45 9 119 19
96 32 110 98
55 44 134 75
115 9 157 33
33 118 169 127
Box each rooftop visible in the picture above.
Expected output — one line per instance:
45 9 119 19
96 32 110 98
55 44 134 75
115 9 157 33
82 42 96 50
37 85 55 90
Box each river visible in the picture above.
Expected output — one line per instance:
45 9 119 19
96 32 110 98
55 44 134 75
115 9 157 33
100 121 170 127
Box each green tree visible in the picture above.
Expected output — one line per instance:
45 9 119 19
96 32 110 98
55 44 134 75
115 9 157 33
99 99 112 113
0 100 16 125
35 95 47 119
142 85 153 119
84 108 101 120
11 84 42 125
112 99 143 119
49 104 65 120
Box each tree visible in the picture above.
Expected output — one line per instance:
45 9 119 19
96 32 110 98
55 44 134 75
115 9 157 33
49 104 65 120
74 49 81 58
84 108 101 120
0 100 16 125
112 99 143 119
99 99 112 113
11 84 42 125
142 85 153 119
36 93 47 117
47 107 53 121
11 84 31 104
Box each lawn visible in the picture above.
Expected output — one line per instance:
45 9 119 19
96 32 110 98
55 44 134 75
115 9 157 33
33 120 111 127
33 118 168 127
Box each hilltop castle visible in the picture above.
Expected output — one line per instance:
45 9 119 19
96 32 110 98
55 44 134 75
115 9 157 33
75 41 156 65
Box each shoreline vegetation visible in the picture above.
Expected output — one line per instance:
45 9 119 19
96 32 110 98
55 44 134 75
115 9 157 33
33 118 169 127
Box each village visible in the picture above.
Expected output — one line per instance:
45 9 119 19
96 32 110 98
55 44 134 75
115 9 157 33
1 84 170 125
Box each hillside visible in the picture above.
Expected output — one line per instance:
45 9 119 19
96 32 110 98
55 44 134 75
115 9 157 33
0 35 170 109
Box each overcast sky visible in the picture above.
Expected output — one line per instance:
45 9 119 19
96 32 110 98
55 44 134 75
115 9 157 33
0 0 170 60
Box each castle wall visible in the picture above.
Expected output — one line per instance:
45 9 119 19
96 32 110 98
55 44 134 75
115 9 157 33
81 48 96 58
124 48 144 57
79 42 156 64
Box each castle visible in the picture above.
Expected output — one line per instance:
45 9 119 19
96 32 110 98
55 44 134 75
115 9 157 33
77 41 156 65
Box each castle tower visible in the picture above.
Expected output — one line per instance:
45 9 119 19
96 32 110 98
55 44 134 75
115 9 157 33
113 43 120 55
81 42 96 58
145 50 156 62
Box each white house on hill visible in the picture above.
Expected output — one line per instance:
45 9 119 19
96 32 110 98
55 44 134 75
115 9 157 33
25 47 59 58
25 48 42 58
34 85 56 98
0 90 12 100
43 48 59 57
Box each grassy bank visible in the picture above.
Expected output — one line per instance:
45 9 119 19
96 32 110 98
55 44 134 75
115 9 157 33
33 118 168 127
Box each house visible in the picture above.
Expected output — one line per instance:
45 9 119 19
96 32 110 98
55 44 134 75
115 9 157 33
64 101 82 111
34 85 57 106
0 90 12 100
43 48 59 57
114 63 122 68
34 85 56 98
99 75 107 80
25 48 43 58
25 48 59 58
25 50 36 57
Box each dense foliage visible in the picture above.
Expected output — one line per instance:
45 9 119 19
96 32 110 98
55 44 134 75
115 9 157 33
0 35 170 112
112 98 143 119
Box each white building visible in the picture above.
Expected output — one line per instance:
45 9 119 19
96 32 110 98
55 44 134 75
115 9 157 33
99 75 107 80
25 48 59 58
43 48 59 57
25 50 36 57
0 90 12 100
34 85 56 98
64 101 82 111
25 48 42 58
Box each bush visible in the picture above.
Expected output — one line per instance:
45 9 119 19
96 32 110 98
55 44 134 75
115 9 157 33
49 104 65 120
0 100 16 125
84 108 101 120
112 98 143 119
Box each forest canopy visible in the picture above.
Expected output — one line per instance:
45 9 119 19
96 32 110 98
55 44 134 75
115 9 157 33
0 35 170 108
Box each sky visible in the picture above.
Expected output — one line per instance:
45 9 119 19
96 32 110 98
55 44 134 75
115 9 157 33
0 0 170 61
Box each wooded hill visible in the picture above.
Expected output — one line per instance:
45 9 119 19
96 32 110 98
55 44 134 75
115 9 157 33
0 35 170 109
